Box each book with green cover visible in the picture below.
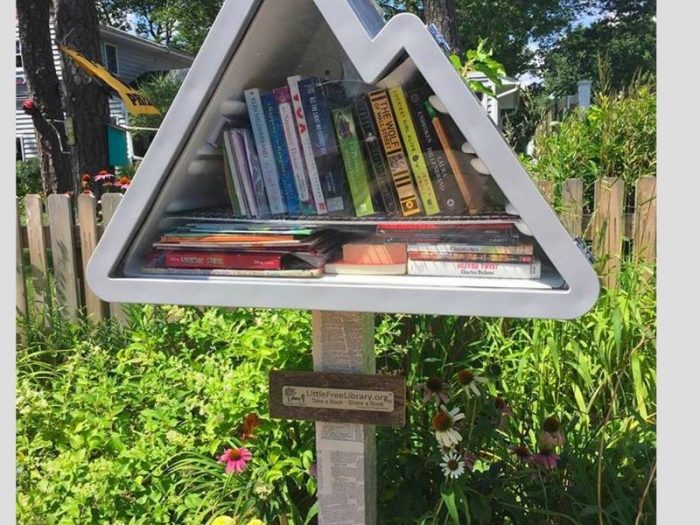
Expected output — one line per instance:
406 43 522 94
331 105 375 217
388 86 440 216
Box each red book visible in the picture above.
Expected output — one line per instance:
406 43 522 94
163 250 284 270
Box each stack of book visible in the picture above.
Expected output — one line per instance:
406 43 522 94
220 77 490 220
143 222 342 278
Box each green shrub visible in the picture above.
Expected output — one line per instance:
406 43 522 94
17 158 42 198
528 76 656 208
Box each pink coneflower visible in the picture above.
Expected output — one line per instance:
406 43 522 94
422 377 449 404
94 170 114 182
493 397 513 429
242 413 260 441
509 445 533 464
432 406 465 448
532 448 559 469
218 447 252 474
538 416 565 449
456 370 487 398
81 173 92 183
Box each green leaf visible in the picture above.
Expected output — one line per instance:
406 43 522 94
631 352 648 419
440 483 460 524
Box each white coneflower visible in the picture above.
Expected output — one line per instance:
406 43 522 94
456 370 488 398
431 406 465 448
440 450 465 480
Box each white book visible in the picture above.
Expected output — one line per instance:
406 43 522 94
222 131 249 216
407 259 541 279
407 242 534 256
287 75 328 214
244 88 286 214
229 129 258 217
241 129 271 218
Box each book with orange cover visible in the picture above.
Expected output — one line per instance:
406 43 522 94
342 240 407 265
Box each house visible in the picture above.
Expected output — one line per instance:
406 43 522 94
15 22 194 163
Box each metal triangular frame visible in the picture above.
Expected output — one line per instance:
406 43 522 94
88 0 599 319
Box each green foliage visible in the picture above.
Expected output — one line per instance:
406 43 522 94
543 0 656 95
449 39 506 97
18 261 656 523
16 158 43 198
527 75 656 204
130 73 184 136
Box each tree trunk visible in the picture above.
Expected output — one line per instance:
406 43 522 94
424 0 461 55
54 0 110 188
16 0 73 194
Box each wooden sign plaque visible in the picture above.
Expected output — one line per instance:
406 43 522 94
269 371 406 427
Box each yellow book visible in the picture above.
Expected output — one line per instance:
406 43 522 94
388 86 441 216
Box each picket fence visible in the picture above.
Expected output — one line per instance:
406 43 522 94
15 176 656 325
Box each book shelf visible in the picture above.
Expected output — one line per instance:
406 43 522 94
88 0 599 319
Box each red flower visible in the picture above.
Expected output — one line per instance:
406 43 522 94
242 413 260 440
82 173 92 182
22 98 38 115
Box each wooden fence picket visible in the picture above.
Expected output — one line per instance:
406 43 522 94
561 179 584 237
47 194 81 321
537 180 555 205
78 194 106 321
24 194 49 313
633 176 657 263
592 177 625 289
16 201 27 340
100 193 127 324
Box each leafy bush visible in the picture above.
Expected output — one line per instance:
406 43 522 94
17 158 43 198
528 76 656 207
17 264 655 524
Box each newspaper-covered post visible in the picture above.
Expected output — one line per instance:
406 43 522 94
312 311 376 525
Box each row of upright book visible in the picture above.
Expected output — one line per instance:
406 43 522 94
221 76 491 220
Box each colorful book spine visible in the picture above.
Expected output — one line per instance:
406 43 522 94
221 150 242 216
297 77 350 214
331 105 375 217
226 129 257 217
353 94 400 216
241 129 270 218
406 87 466 215
244 89 286 215
407 259 541 279
368 89 421 217
287 76 328 215
261 92 300 215
273 86 316 215
407 251 534 264
163 250 284 270
406 242 534 256
388 86 440 216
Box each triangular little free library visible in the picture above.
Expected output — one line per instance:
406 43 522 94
88 0 599 319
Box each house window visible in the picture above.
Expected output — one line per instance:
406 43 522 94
16 76 28 111
16 137 24 162
16 40 23 69
104 43 119 74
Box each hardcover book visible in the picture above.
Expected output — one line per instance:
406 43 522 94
273 86 316 215
353 93 400 215
261 92 301 215
331 105 375 217
243 88 286 214
162 250 284 270
287 75 328 214
368 89 422 216
388 86 440 215
241 129 271 218
224 129 257 217
406 242 535 255
297 77 350 214
406 86 467 215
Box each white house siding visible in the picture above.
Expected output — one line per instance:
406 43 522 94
16 23 193 162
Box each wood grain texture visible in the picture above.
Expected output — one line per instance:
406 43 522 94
100 193 127 323
537 180 555 205
78 194 105 321
561 178 584 237
270 371 406 426
24 194 49 312
593 177 625 289
16 201 27 338
47 194 80 320
633 176 656 263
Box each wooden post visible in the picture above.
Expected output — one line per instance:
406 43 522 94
100 193 127 323
537 180 555 205
312 311 376 525
24 194 49 313
16 201 27 341
633 176 657 263
47 194 81 321
561 179 584 237
78 194 106 321
592 178 625 289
